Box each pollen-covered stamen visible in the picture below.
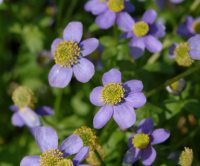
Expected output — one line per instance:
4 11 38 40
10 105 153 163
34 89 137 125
107 0 125 12
192 20 200 34
74 126 97 150
57 159 74 166
132 133 150 149
12 86 35 109
101 83 125 105
40 149 64 166
133 21 149 37
174 42 193 67
54 41 81 67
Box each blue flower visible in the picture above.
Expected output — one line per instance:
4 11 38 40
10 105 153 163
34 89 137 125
117 9 165 59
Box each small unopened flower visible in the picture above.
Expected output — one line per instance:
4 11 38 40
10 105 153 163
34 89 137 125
85 0 134 29
117 9 165 59
179 147 193 166
169 35 200 67
10 86 54 128
124 118 170 166
177 16 200 38
20 126 90 166
74 126 105 166
166 79 186 95
49 21 99 88
90 68 146 129
74 126 97 151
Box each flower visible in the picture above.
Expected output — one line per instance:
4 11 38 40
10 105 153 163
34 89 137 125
10 86 54 128
124 118 170 166
168 35 200 67
84 0 134 29
48 21 99 88
90 68 146 129
74 126 105 166
117 9 165 59
179 147 193 166
20 126 90 166
177 16 200 38
166 79 186 95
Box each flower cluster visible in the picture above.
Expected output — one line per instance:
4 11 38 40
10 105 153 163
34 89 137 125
9 0 200 165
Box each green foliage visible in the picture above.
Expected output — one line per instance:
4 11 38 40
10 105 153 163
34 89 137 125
1 0 200 165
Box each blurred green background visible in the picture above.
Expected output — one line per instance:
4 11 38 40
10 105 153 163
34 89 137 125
0 0 200 165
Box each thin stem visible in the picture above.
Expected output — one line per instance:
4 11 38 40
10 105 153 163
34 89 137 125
94 150 106 166
146 63 200 98
54 89 63 119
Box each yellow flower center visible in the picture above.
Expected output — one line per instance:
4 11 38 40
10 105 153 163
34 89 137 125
101 83 124 105
174 42 193 67
54 41 81 67
133 21 149 37
107 0 125 12
57 159 74 166
40 149 64 166
192 20 200 34
132 133 150 149
74 126 97 150
12 86 35 109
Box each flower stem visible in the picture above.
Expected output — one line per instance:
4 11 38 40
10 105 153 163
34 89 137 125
94 150 106 166
146 63 200 97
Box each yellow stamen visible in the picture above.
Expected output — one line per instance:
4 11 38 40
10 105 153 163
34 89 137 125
132 133 150 149
192 20 200 34
74 126 97 150
107 0 125 12
101 83 124 105
12 86 35 109
174 42 193 67
133 21 149 37
40 149 64 166
54 41 80 67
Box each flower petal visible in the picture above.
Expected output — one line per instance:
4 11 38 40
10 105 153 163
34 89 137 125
125 92 146 108
73 58 94 83
137 118 154 134
35 106 54 116
188 35 200 60
93 105 113 129
123 80 144 93
48 64 73 88
144 35 162 53
32 126 58 152
20 156 40 166
102 68 121 85
73 146 90 164
151 129 170 145
95 9 116 29
129 38 145 59
63 22 83 43
124 1 135 13
142 9 157 24
9 105 19 112
60 134 83 157
51 38 63 56
149 22 166 38
90 86 104 106
84 0 107 15
113 103 136 129
80 38 99 57
117 12 134 32
141 146 157 166
11 112 25 127
123 147 140 164
18 107 41 128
